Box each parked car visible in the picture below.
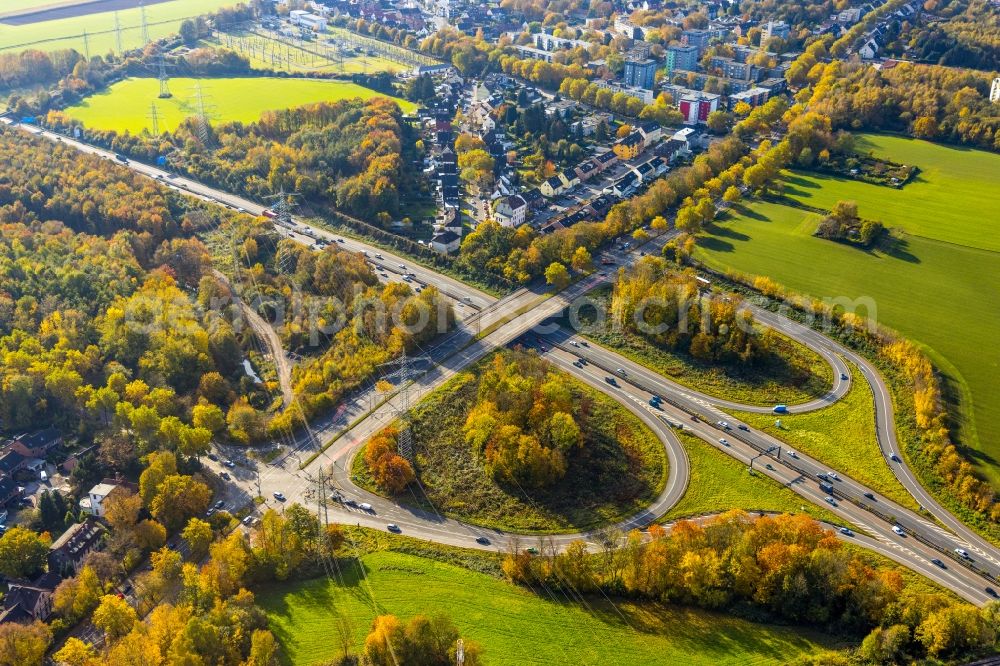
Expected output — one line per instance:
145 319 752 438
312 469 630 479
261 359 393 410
273 492 286 502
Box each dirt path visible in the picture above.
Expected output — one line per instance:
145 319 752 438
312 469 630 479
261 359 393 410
212 269 294 409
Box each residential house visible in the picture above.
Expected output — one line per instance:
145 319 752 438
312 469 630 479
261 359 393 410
574 159 599 182
613 132 644 160
558 170 579 190
495 195 528 227
0 451 25 478
47 517 107 575
540 176 565 198
79 480 134 518
0 573 61 624
594 150 618 172
521 188 545 209
6 429 62 459
0 476 21 508
430 230 462 254
637 121 663 146
612 172 639 197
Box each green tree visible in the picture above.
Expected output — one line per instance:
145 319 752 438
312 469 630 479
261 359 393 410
0 527 50 579
544 262 570 290
182 517 214 559
92 594 137 641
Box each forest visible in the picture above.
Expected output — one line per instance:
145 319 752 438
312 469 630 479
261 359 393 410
45 97 416 223
212 215 453 438
611 257 774 365
463 352 584 488
502 511 1000 663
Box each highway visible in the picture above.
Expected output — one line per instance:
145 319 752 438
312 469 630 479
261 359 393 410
11 118 1000 606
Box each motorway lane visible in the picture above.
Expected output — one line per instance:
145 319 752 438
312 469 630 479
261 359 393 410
13 117 1000 603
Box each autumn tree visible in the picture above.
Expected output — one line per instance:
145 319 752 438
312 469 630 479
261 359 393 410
0 527 50 579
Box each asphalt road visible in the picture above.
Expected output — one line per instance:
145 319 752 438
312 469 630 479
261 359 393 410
12 118 1000 605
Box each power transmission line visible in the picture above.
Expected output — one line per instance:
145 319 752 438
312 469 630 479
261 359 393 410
139 0 150 45
156 51 174 99
147 102 160 135
114 11 123 55
377 348 431 462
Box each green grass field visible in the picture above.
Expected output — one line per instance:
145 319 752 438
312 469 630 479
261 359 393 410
729 365 919 511
63 76 416 133
0 0 236 54
577 288 834 407
695 135 1000 486
258 550 844 665
353 352 668 534
664 429 842 524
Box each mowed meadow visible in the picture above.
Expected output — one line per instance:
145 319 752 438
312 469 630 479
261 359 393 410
259 550 842 665
695 134 1000 483
63 76 417 133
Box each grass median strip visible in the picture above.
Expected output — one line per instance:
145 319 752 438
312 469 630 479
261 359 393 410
727 364 920 512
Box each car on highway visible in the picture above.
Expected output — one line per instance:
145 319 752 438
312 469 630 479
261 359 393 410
387 523 401 533
719 438 729 446
526 547 539 555
375 253 383 259
787 450 798 458
717 420 730 430
648 398 661 409
931 558 946 568
475 536 490 545
398 263 406 269
890 453 902 463
987 587 998 598
828 471 840 481
863 492 876 500
570 341 579 347
956 548 972 560
214 500 225 510
737 424 749 431
359 502 373 512
772 404 788 414
817 473 830 482
604 377 618 387
839 528 854 536
824 496 837 507
573 360 584 369
892 525 905 536
840 373 848 380
273 492 286 502
615 368 627 376
579 341 589 347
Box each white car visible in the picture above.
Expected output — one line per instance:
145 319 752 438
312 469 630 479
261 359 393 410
787 450 798 458
892 525 905 536
828 471 840 481
358 502 373 511
719 438 729 446
955 548 971 560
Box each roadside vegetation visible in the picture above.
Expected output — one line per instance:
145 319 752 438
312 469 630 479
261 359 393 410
353 349 668 533
578 281 833 407
729 365 920 511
